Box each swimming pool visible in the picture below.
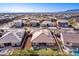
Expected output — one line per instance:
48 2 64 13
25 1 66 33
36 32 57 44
73 50 79 56
71 48 79 56
67 47 79 56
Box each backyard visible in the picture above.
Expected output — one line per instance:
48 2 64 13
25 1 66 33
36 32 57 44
10 48 71 56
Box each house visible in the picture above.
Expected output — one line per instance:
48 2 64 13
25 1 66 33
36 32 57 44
0 30 25 48
30 20 40 27
31 29 57 49
57 20 69 28
41 21 53 27
14 20 24 28
62 32 79 47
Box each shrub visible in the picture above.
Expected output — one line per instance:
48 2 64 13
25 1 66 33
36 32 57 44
11 48 71 56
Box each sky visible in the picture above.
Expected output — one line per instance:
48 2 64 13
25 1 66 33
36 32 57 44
0 3 79 13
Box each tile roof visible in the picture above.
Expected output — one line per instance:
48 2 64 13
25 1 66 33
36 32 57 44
42 21 53 24
30 20 39 23
16 31 25 38
0 32 22 43
31 29 55 43
62 32 79 43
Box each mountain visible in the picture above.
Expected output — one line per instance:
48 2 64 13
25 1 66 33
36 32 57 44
64 9 79 13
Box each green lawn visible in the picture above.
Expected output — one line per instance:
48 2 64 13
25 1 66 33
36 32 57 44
10 48 71 56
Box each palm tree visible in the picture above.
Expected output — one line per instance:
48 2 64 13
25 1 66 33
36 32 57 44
50 30 64 54
51 19 58 27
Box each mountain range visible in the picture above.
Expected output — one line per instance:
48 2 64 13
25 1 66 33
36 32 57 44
63 9 79 13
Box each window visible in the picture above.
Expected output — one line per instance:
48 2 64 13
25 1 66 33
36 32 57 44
4 43 12 46
39 43 46 46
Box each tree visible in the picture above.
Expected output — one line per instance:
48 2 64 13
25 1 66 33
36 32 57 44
0 29 4 32
51 19 58 27
68 19 77 27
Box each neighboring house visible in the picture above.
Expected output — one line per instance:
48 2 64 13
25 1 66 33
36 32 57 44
57 20 69 28
62 32 79 47
14 20 24 28
0 30 25 48
41 21 53 27
30 20 40 27
31 29 57 49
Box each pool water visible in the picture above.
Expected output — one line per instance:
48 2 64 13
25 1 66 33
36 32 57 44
73 50 79 56
69 47 79 56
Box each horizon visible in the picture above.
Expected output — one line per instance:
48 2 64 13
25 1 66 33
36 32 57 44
0 3 79 13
